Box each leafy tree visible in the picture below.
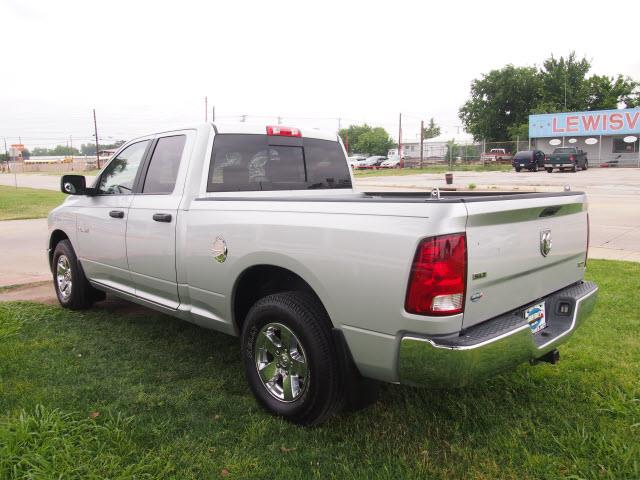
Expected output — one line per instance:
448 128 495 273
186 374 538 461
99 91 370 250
339 124 394 156
583 74 639 110
80 140 125 156
356 128 395 156
422 118 441 140
459 65 542 142
459 52 640 141
339 124 373 154
21 148 30 159
539 52 591 112
32 147 49 156
31 145 80 156
445 140 480 162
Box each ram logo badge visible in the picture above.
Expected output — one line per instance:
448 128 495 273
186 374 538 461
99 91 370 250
540 229 552 257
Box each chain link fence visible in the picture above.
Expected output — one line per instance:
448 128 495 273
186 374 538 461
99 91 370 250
400 137 639 168
1 157 101 174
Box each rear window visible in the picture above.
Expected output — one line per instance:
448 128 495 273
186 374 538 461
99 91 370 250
553 148 575 154
207 134 352 192
514 151 532 160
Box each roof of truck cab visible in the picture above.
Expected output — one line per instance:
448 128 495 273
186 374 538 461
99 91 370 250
212 123 338 141
125 123 339 144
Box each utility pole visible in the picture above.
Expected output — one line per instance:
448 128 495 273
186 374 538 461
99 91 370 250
212 105 215 123
564 64 567 111
4 137 16 188
419 119 424 168
277 116 282 125
345 130 349 154
398 113 403 168
240 114 246 123
70 135 74 171
93 108 100 169
205 96 208 122
337 117 341 132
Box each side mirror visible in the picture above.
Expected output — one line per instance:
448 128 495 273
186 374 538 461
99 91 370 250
61 175 90 195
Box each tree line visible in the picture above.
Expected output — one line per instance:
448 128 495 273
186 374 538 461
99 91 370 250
29 141 126 157
339 118 440 156
459 52 640 142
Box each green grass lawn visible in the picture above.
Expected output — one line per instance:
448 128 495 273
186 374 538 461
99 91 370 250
1 259 638 479
0 186 66 221
353 164 513 177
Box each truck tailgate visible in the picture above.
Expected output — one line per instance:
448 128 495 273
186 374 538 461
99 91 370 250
462 193 588 329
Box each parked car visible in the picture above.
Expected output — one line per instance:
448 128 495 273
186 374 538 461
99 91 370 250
348 156 366 168
353 155 386 169
380 155 401 168
545 147 588 173
512 150 545 172
49 123 598 425
481 148 512 163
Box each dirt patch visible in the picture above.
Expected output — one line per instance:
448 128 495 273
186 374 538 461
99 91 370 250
0 281 57 304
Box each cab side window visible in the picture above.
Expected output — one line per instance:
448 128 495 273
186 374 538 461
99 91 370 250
142 135 187 194
97 140 150 194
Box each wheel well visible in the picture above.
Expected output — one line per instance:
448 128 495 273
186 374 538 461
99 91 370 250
233 265 330 333
48 230 69 269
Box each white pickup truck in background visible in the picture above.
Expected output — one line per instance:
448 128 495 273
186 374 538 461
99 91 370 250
48 123 598 425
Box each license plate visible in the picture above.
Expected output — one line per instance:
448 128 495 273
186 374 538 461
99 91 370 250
525 302 546 334
520 163 525 167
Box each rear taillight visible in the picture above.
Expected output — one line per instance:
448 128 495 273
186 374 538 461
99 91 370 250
405 233 467 316
569 155 575 161
266 125 301 137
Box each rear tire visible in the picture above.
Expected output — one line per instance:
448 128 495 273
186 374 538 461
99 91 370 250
52 240 94 310
546 168 553 173
571 164 577 172
515 167 521 172
241 291 343 426
583 161 588 170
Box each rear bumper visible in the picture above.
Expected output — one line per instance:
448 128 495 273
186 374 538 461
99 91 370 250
545 163 574 168
397 281 598 387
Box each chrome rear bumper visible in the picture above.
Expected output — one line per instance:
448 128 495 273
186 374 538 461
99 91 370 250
398 281 598 387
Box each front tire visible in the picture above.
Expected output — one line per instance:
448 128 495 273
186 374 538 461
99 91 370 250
52 240 94 309
515 167 521 172
241 291 343 426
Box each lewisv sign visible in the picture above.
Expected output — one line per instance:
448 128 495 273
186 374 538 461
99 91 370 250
529 109 640 138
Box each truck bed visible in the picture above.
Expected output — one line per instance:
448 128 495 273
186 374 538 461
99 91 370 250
196 190 583 204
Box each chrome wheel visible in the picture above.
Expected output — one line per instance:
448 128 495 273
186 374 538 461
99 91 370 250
56 254 73 301
254 322 309 402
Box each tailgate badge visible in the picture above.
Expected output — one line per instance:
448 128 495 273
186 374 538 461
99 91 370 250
211 236 228 263
540 230 552 257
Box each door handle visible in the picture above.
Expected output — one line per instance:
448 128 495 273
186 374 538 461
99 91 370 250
109 210 125 219
152 213 172 223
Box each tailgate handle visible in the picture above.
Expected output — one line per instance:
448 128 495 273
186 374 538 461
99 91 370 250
540 206 561 217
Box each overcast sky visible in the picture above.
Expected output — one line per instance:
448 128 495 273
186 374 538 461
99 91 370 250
2 0 639 149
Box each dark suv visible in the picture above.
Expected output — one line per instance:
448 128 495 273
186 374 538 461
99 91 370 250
512 150 545 172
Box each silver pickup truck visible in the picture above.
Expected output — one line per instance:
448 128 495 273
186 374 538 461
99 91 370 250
48 123 598 425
